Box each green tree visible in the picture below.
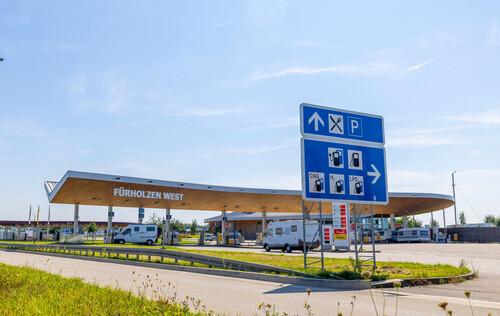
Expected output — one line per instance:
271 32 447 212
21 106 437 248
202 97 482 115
395 217 422 228
484 214 499 225
190 219 199 235
459 211 467 225
147 213 163 227
413 218 423 228
85 221 98 241
170 219 186 233
430 219 439 227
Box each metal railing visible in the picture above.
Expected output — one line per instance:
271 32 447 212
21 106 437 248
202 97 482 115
60 233 84 243
0 242 319 279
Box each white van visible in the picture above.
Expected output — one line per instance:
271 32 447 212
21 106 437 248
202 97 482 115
397 227 431 243
263 220 320 253
114 224 158 245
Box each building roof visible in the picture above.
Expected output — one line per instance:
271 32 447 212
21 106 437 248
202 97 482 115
45 170 454 216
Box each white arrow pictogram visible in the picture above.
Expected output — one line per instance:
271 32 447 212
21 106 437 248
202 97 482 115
308 112 324 131
367 164 381 184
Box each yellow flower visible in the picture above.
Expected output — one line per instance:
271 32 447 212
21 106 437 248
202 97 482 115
464 291 470 298
438 302 449 310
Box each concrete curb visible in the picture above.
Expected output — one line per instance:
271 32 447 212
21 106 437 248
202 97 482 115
371 272 476 288
3 248 370 290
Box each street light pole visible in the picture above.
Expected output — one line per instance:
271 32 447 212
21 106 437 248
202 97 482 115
452 171 457 225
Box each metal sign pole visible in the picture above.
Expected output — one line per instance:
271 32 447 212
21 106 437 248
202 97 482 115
353 204 359 271
370 204 376 271
319 202 324 270
302 200 307 268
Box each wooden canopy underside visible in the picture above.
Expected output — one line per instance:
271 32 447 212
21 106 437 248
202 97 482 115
47 173 454 217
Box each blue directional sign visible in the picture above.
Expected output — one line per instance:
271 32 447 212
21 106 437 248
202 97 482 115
301 138 388 204
300 103 385 145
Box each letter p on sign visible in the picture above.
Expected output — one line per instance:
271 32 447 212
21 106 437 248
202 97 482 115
348 117 362 137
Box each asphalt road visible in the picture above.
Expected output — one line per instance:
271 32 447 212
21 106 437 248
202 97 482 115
1 243 500 315
186 242 500 303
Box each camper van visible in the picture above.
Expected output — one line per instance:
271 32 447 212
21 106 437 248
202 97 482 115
114 224 158 245
263 220 320 253
397 227 431 243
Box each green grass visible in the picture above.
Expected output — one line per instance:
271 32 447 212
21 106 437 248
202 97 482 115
0 263 210 315
179 240 199 245
0 242 470 281
163 248 470 280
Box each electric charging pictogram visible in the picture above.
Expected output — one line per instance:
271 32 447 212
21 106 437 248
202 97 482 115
328 148 344 168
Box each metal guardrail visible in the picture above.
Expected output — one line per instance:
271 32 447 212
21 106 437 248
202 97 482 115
0 243 319 279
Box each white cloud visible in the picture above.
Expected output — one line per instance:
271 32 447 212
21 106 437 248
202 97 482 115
288 39 330 48
446 110 500 125
246 63 391 82
240 116 299 131
404 32 463 49
400 60 433 74
386 134 460 148
163 106 248 117
388 170 450 193
0 117 49 139
107 162 154 176
39 40 82 51
184 20 233 36
61 74 133 114
105 76 130 113
488 22 500 45
235 143 296 155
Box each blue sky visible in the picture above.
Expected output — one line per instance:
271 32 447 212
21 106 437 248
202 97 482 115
1 1 499 226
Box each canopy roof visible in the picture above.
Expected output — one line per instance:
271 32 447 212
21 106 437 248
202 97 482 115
45 170 454 216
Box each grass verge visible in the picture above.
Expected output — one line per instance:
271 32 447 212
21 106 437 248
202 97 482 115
0 263 210 315
0 242 471 281
161 248 471 280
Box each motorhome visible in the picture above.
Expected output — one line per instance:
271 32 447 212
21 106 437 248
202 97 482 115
397 227 431 243
263 220 320 253
114 224 158 245
374 230 392 242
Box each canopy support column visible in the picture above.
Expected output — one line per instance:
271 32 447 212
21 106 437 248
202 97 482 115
261 211 267 236
74 203 79 234
221 210 227 245
164 208 171 245
107 205 113 244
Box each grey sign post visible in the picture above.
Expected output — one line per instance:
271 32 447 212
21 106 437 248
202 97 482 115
300 103 388 271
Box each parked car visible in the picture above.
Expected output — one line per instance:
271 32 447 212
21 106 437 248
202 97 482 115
204 234 214 241
114 224 158 245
